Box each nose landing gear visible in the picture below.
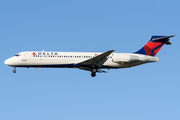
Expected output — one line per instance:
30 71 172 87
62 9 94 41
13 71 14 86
13 67 16 73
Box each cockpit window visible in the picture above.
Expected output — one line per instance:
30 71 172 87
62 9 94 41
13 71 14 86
14 53 21 56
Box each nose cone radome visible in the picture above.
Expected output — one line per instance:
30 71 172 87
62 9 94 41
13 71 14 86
4 58 13 66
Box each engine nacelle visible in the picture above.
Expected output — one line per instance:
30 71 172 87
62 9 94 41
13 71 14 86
112 54 139 63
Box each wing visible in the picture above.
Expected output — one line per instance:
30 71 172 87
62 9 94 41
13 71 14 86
76 50 115 68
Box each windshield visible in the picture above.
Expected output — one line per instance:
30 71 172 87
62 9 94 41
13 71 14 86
14 53 21 56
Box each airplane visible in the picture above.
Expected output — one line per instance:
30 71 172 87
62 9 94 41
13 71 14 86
4 35 175 77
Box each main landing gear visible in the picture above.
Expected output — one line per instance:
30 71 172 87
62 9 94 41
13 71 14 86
13 67 16 73
91 68 97 77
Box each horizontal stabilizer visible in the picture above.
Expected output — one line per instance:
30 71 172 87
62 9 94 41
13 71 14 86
152 35 175 41
165 41 172 45
152 35 175 45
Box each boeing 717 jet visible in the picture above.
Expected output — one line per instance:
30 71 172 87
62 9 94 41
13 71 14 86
4 35 175 77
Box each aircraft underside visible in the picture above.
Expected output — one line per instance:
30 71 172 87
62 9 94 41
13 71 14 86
11 61 146 77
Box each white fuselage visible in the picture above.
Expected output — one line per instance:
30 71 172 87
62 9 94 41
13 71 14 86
4 51 159 69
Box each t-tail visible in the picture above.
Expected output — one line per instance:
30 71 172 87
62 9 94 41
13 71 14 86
134 35 175 56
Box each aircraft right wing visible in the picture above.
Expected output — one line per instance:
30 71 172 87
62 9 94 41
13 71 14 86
76 50 115 68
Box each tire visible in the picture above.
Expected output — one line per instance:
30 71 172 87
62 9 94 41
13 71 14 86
13 70 16 73
91 72 96 77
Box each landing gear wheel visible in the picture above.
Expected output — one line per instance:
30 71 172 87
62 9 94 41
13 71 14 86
91 68 97 77
13 67 16 73
91 72 96 77
13 70 16 73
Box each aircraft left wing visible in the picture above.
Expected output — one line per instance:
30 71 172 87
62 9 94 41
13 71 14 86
78 67 108 73
76 50 115 68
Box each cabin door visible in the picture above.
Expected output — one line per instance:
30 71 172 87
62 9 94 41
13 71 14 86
22 53 27 61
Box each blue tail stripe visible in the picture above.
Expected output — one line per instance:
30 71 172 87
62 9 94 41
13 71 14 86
134 47 146 55
151 43 164 56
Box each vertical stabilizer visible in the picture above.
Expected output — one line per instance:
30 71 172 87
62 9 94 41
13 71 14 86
134 35 175 56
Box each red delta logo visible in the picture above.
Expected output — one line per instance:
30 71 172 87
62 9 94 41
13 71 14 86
32 52 36 55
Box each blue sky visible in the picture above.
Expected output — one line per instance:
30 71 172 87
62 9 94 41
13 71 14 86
0 0 180 120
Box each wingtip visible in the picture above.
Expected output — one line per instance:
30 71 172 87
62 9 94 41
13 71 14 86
170 35 176 37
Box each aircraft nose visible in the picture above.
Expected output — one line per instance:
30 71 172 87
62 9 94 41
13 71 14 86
4 58 13 66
